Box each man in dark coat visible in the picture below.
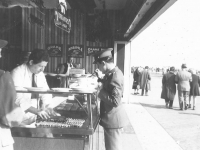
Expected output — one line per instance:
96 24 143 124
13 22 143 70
161 66 176 109
132 67 141 94
139 66 151 96
93 48 129 150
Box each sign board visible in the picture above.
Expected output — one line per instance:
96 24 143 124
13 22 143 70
67 45 84 58
46 44 63 57
54 10 71 33
86 47 101 56
69 69 85 75
86 47 113 56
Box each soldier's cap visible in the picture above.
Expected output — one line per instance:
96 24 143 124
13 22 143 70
0 39 8 49
92 48 113 64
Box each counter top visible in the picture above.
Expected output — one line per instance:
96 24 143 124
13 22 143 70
16 88 97 94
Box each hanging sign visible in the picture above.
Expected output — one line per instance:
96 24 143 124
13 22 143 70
67 45 84 58
46 44 63 57
54 11 71 33
86 47 101 56
54 0 71 33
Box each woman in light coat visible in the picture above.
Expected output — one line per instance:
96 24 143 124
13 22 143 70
139 66 151 96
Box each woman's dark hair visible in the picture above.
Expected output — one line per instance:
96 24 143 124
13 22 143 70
28 48 49 64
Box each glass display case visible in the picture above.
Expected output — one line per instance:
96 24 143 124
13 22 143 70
11 89 100 150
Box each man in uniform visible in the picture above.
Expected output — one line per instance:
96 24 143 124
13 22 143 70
93 48 129 150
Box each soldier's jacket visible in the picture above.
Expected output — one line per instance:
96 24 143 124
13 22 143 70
98 66 129 128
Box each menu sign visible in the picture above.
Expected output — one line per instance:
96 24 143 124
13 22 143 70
46 44 63 57
86 47 113 56
86 47 101 56
67 45 84 58
54 10 71 33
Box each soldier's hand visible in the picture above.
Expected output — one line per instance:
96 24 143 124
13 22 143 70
95 69 103 78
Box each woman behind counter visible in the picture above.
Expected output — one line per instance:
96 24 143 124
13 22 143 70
11 48 59 125
56 56 76 88
0 39 24 150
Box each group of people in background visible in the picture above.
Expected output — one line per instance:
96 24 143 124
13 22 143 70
132 66 151 96
132 63 200 111
161 64 200 110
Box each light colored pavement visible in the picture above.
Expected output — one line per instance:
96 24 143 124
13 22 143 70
124 72 200 150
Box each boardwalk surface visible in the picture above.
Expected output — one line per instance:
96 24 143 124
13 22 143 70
123 72 200 150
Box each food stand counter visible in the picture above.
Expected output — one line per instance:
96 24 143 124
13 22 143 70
11 89 100 150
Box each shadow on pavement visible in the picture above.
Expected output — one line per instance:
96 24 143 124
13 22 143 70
179 112 200 116
139 103 167 109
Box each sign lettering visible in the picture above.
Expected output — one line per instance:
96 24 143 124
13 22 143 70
67 45 84 58
86 47 101 56
46 44 63 57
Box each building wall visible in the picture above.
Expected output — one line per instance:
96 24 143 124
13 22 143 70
22 8 123 73
0 7 122 73
0 6 22 71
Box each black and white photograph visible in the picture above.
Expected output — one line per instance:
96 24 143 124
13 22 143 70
0 0 199 150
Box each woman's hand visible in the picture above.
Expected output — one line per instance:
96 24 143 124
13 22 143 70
37 110 50 120
45 108 61 117
37 108 60 120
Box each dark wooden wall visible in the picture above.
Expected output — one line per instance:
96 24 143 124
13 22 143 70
43 9 85 73
0 7 123 73
0 7 22 71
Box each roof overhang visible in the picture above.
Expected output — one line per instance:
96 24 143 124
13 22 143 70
124 0 178 41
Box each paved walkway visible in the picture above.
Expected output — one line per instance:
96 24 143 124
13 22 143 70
123 72 200 150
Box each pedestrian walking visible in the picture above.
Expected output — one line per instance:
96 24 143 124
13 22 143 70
175 64 192 110
132 67 141 95
188 68 200 110
161 66 176 109
139 66 151 96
